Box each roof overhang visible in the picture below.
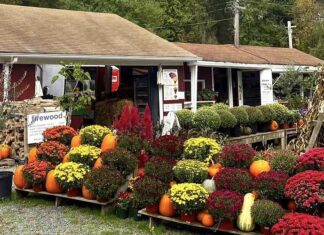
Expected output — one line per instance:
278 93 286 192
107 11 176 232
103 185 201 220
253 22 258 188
0 53 201 66
188 60 321 73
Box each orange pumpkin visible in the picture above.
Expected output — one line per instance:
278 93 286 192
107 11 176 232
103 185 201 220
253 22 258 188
197 210 208 222
71 135 81 148
159 194 176 217
93 157 103 169
82 185 95 200
101 134 117 153
0 144 11 159
201 214 214 227
62 154 69 163
28 147 38 163
14 165 28 189
288 200 297 211
45 170 63 194
249 160 271 177
208 163 222 177
298 119 304 127
269 120 279 131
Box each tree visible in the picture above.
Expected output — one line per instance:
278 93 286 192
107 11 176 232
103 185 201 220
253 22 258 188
52 63 95 125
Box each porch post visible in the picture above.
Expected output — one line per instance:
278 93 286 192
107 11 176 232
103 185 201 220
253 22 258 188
227 68 234 107
190 65 198 112
237 71 243 106
211 67 215 91
158 65 164 123
2 63 10 102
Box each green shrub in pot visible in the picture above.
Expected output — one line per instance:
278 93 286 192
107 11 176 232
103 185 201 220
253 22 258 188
271 150 298 175
211 103 230 111
193 107 221 131
267 103 290 124
257 105 276 123
287 110 301 125
229 107 249 125
244 106 264 124
176 109 194 129
251 200 285 228
217 109 237 129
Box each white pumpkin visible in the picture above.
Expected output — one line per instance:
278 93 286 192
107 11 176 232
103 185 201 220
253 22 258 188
202 179 216 193
237 193 255 232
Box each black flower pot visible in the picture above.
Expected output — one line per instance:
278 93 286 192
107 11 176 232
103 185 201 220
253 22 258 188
0 171 13 199
250 123 258 134
219 128 231 136
115 207 129 219
231 125 241 137
258 122 269 132
129 207 142 221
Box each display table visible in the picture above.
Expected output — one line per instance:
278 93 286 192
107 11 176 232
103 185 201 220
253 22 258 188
138 209 260 235
15 188 113 215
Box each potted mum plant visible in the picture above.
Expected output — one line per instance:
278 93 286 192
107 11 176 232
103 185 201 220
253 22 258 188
268 103 290 129
221 143 256 169
251 200 285 235
173 160 208 184
43 125 78 145
170 183 209 223
152 135 183 159
79 125 112 147
271 150 297 175
207 190 244 230
114 191 133 219
37 141 70 165
287 110 301 128
229 107 249 137
68 145 101 167
144 156 176 184
133 175 167 214
54 162 89 196
193 107 221 133
176 109 194 130
216 110 237 136
84 166 125 202
294 148 324 173
23 160 54 192
257 105 276 132
244 106 264 134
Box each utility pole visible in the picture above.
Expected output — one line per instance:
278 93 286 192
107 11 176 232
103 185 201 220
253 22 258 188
233 0 245 47
287 21 296 49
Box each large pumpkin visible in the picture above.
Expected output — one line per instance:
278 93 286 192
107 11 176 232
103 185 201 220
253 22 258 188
93 157 103 169
28 147 38 163
45 170 63 194
249 160 271 177
71 135 81 148
101 134 117 153
14 165 28 189
159 194 175 217
0 144 11 159
269 120 279 131
202 214 215 227
82 185 95 200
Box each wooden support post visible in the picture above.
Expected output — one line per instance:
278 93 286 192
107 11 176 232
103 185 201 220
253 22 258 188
306 113 324 151
55 197 64 207
101 205 110 215
15 189 29 198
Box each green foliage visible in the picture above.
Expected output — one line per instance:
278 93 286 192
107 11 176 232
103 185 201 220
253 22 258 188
257 105 276 122
117 134 151 155
79 125 112 147
211 103 230 111
68 145 101 166
287 110 302 124
198 89 217 100
102 147 137 177
176 109 194 129
251 200 285 227
229 107 249 125
217 110 237 129
84 166 125 200
144 156 175 183
173 160 208 183
267 103 290 124
271 150 298 175
244 106 264 124
193 107 221 131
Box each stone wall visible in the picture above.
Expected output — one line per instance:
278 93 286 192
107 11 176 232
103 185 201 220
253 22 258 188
1 98 58 161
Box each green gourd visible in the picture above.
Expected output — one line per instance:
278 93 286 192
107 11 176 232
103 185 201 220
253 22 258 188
237 193 255 232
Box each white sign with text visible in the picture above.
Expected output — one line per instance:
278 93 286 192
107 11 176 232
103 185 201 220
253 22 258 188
27 111 67 144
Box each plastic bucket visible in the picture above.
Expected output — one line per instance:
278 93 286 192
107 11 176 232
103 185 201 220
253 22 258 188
0 171 13 198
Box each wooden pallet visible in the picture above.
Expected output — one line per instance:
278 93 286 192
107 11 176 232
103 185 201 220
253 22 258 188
0 158 15 168
138 209 260 235
15 187 113 215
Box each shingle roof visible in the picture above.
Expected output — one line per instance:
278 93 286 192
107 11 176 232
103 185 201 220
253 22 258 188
175 43 323 66
0 4 197 60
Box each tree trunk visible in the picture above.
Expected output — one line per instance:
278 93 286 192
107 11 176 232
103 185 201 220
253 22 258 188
289 70 324 153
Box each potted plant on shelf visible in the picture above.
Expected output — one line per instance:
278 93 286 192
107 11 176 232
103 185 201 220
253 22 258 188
257 105 276 132
216 110 237 136
173 160 208 184
68 145 101 167
192 107 221 133
37 141 70 165
244 106 264 134
267 103 290 129
114 191 133 219
198 89 217 101
84 166 125 202
251 200 285 235
102 147 137 177
207 190 244 230
287 110 301 128
23 160 54 192
133 175 168 214
170 183 209 223
54 162 89 197
176 109 194 130
229 107 249 137
43 125 78 145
